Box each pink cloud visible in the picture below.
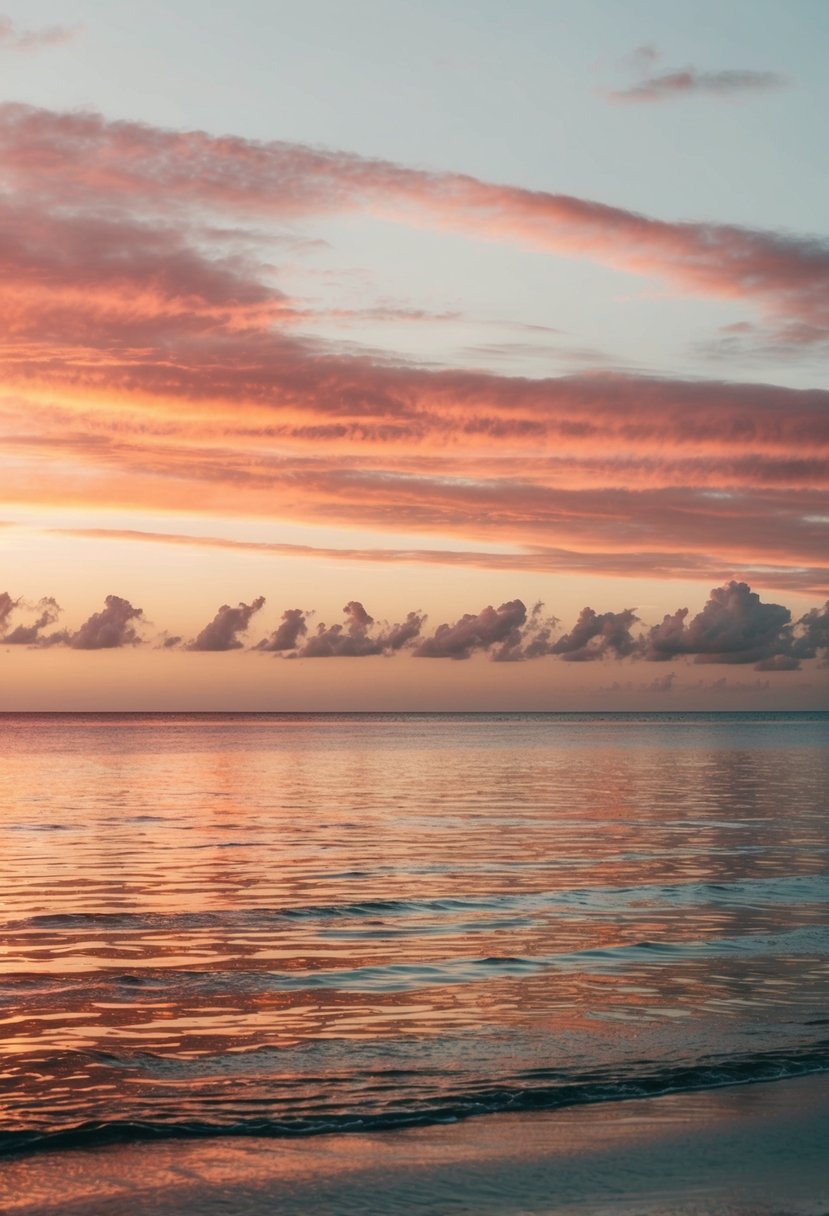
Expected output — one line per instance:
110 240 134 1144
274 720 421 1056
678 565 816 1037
1 105 827 601
0 103 827 345
0 15 77 53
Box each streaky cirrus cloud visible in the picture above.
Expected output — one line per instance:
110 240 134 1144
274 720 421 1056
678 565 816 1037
1 106 828 605
608 67 786 104
188 596 266 651
0 14 78 53
39 525 829 601
68 595 144 650
0 103 827 346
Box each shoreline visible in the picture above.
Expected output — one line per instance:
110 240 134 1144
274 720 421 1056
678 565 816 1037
3 1073 829 1215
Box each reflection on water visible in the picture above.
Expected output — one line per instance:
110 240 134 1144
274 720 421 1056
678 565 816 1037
1 713 828 1149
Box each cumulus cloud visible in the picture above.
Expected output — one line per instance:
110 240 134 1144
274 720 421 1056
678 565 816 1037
2 596 61 644
790 601 829 663
188 596 266 651
289 601 424 657
0 590 16 633
414 599 528 660
0 584 826 676
641 581 790 666
295 601 382 658
550 606 638 661
257 607 309 652
0 15 77 52
489 601 559 661
69 594 144 649
382 610 426 652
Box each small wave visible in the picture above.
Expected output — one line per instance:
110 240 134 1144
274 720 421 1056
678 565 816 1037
3 1042 828 1159
8 874 828 934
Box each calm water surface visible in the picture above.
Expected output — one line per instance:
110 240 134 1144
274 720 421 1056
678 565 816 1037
1 712 828 1153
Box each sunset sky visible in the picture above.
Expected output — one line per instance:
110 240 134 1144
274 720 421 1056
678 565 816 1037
1 0 828 709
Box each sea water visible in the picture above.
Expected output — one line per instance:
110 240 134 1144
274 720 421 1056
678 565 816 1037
1 712 828 1154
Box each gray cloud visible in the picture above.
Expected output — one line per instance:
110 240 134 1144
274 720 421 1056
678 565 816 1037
0 590 16 633
69 595 144 649
641 581 790 666
490 601 559 662
188 596 266 651
2 597 61 645
414 600 528 660
609 64 786 104
383 610 426 652
291 600 425 657
257 607 309 652
550 606 638 662
790 601 829 664
2 584 826 673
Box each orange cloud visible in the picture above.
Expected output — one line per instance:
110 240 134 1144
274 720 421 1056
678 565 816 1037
1 104 828 599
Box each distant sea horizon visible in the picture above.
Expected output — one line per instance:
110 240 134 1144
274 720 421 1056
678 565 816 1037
2 708 827 717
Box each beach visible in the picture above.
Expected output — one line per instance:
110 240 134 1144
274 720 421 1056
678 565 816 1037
3 1074 828 1215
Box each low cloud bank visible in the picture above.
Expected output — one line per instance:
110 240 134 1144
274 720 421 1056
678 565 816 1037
1 582 827 671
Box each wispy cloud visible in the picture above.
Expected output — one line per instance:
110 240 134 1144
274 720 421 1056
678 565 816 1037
1 105 828 597
609 68 786 105
0 14 78 53
606 45 786 104
1 103 827 348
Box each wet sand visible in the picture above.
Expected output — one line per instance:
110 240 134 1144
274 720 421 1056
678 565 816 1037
3 1074 829 1215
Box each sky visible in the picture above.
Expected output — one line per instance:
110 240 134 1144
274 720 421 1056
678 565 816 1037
1 0 828 710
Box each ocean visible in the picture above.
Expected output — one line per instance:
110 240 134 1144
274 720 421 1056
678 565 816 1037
2 712 828 1157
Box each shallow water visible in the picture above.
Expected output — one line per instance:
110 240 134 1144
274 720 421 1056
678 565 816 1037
1 712 828 1153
